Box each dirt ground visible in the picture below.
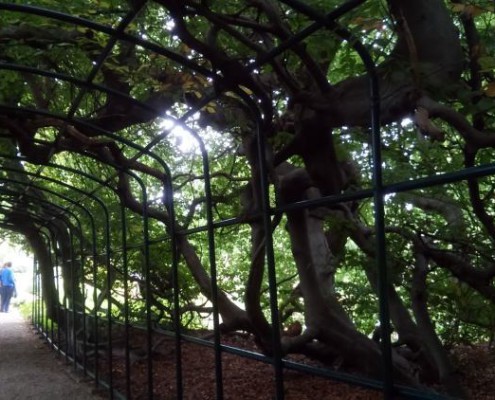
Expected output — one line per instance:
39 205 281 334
0 308 105 400
1 305 494 400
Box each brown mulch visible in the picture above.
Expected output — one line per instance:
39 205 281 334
105 333 383 400
92 330 495 400
452 344 495 400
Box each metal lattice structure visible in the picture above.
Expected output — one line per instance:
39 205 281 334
0 0 492 399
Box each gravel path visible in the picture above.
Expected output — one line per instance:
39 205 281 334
0 308 106 400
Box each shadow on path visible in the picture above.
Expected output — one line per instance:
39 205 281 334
0 307 106 400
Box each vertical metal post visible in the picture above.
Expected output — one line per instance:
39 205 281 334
235 91 285 399
103 205 114 399
120 205 132 399
127 172 153 399
188 128 224 400
32 256 36 325
254 117 284 400
368 63 394 399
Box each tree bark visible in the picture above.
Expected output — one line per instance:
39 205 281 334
280 168 414 383
412 252 467 398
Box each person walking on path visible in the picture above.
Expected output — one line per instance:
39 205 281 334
0 261 16 312
0 262 5 308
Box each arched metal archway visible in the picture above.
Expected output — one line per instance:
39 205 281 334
0 1 489 400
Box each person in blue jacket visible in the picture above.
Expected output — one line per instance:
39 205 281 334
0 262 16 312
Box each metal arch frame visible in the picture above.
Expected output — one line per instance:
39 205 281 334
0 3 214 78
0 182 87 352
0 1 485 400
0 163 116 387
0 155 151 399
0 2 412 399
0 146 180 399
0 63 183 395
0 173 97 308
0 99 179 396
0 165 150 400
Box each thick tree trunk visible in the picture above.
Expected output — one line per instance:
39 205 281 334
244 211 274 348
54 220 85 311
177 235 251 331
285 202 414 382
8 215 58 320
412 253 467 399
279 167 414 383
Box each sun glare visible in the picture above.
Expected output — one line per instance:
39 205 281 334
160 118 199 153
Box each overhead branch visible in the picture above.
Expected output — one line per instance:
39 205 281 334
396 192 467 235
463 147 495 242
418 96 495 149
317 0 465 128
424 246 495 303
156 0 274 126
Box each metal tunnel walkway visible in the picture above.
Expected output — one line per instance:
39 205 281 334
0 0 492 399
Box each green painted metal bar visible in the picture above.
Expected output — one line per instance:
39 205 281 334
0 166 114 393
123 170 154 399
0 3 214 78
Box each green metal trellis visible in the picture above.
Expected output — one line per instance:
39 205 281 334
0 0 484 399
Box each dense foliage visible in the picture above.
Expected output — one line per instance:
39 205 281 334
0 0 494 397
